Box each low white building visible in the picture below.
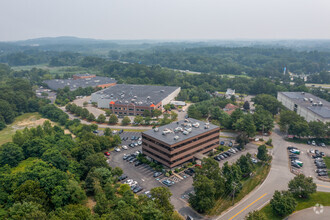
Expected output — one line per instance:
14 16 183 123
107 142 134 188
277 92 330 123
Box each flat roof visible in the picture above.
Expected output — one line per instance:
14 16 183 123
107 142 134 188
94 84 180 106
143 118 219 145
44 76 117 91
279 92 330 119
74 73 95 77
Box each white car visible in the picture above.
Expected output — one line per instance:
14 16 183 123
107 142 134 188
129 181 138 187
125 179 133 184
312 141 316 146
309 149 315 154
122 145 128 150
115 148 121 152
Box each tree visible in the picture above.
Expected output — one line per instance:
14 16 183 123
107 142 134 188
105 109 111 116
152 109 162 118
83 101 88 107
8 201 47 220
253 94 282 115
108 114 118 124
80 108 89 119
170 111 178 121
270 191 297 217
0 143 24 167
308 121 327 138
257 145 268 161
12 180 48 206
288 174 316 199
189 175 215 213
289 120 309 138
279 110 301 133
134 116 143 125
0 99 16 124
97 114 106 123
253 107 274 133
143 110 151 117
164 104 171 111
87 113 95 122
233 114 256 137
236 154 253 177
245 210 266 220
243 101 250 111
150 187 174 217
122 116 131 126
236 132 249 148
104 128 112 136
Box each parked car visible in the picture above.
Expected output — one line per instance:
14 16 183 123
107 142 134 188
290 149 300 155
119 129 124 134
220 141 225 145
162 179 174 187
316 169 327 173
104 152 110 156
291 162 301 168
135 161 143 166
118 174 128 181
251 158 258 164
153 172 163 177
312 141 316 146
318 172 328 176
123 154 130 160
307 140 311 145
184 169 194 176
131 136 135 140
228 141 233 147
287 146 297 150
133 185 143 193
321 143 326 147
138 141 142 145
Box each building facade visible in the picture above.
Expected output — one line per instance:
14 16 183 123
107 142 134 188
142 118 220 168
277 92 330 123
91 84 181 116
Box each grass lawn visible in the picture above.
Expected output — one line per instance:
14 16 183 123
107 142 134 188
207 162 271 216
323 157 330 176
0 113 44 145
260 192 330 219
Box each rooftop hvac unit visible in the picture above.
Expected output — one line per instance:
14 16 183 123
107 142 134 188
187 123 192 127
193 122 200 128
318 102 323 106
303 98 308 102
174 136 179 140
204 123 210 129
147 96 150 99
73 85 76 87
186 128 192 133
162 128 172 135
160 90 165 93
154 128 159 132
301 92 305 95
174 127 183 132
183 131 189 135
309 98 313 103
134 96 137 98
86 82 89 84
94 80 100 82
86 78 91 80
55 79 59 82
125 101 128 104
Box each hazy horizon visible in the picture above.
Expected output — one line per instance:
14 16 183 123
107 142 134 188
1 0 329 41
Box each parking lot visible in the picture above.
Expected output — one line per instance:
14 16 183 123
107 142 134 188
287 143 329 180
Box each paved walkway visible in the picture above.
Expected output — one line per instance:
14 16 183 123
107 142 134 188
287 206 330 220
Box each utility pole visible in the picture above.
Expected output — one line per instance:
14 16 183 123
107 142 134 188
232 182 238 205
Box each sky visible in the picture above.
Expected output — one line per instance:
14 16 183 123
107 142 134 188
0 0 329 41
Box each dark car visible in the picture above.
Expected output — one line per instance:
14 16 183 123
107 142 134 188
228 141 233 147
316 169 327 173
184 170 193 176
135 161 143 166
318 172 328 176
162 179 174 187
119 129 124 134
291 162 301 168
222 153 228 158
118 174 128 181
188 168 195 173
287 146 297 150
123 154 130 160
133 186 143 193
131 136 135 140
320 152 325 157
220 141 225 145
307 140 311 145
224 152 231 157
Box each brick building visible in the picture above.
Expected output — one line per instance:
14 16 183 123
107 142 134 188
142 118 220 168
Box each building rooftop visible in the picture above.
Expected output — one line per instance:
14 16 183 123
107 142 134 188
74 73 95 77
94 84 180 106
44 76 117 91
279 92 330 119
143 118 219 145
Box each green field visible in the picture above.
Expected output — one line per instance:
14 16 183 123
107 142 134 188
260 192 330 220
208 163 271 216
0 113 43 145
11 64 101 76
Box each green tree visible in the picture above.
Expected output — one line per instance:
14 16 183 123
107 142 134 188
122 116 131 126
12 180 48 206
108 114 118 124
288 174 316 199
243 101 250 110
270 191 297 217
308 121 327 138
189 175 215 213
257 145 268 161
236 153 253 177
253 107 274 133
170 111 178 121
80 108 89 119
143 110 151 117
8 201 47 220
233 114 256 137
97 114 106 123
0 143 24 167
152 109 162 118
150 187 174 217
104 128 112 136
134 116 144 125
87 113 96 122
253 94 282 115
236 132 249 148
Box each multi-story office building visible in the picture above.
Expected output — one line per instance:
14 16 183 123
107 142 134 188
142 118 220 168
277 92 330 123
91 84 180 116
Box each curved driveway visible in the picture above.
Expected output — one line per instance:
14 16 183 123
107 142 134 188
215 126 330 220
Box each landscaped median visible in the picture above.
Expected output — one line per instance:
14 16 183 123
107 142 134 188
259 192 330 220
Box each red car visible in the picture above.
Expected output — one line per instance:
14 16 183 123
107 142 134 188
104 152 110 156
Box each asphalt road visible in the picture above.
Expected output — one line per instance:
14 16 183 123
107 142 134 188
214 126 330 220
